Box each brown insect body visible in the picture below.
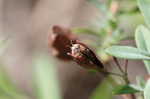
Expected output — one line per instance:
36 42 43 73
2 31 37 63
68 40 104 70
48 25 77 60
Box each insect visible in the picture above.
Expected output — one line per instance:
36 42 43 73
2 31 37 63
48 25 77 60
68 40 104 70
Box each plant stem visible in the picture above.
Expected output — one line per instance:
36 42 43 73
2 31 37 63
120 72 136 99
124 60 128 75
113 57 124 73
112 58 136 99
103 71 123 77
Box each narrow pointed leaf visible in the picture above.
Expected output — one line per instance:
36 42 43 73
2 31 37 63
105 46 150 60
113 85 140 95
135 25 150 73
90 76 117 99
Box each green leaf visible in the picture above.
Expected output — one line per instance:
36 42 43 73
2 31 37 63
144 79 150 99
142 26 150 52
136 76 146 89
129 84 143 91
135 25 150 73
90 76 117 99
105 46 150 60
113 85 140 95
138 0 150 28
34 55 61 99
135 25 147 50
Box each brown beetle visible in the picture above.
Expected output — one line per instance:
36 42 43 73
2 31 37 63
68 40 104 71
48 25 77 60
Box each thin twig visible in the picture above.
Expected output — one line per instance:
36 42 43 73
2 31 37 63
103 71 123 77
97 67 123 77
113 58 136 99
124 59 128 74
113 57 124 73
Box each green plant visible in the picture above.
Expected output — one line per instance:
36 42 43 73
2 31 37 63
1 0 150 99
33 54 61 99
72 0 143 63
104 0 150 99
0 41 61 99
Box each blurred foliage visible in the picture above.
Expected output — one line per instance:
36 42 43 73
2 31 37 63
72 0 144 63
138 0 150 28
0 38 29 99
0 66 29 99
1 0 150 99
33 54 61 99
104 0 150 99
90 76 118 99
0 37 62 99
135 25 150 73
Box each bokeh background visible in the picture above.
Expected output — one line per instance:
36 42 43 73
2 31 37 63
1 0 148 99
